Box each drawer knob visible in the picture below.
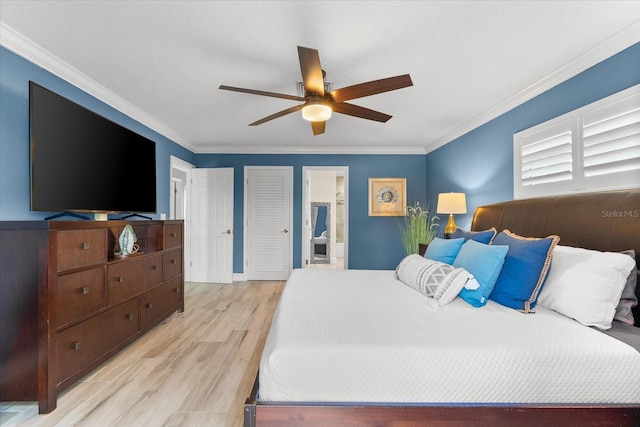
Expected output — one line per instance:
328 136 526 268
126 313 134 320
80 242 89 250
80 286 90 295
146 303 153 309
170 259 177 264
71 341 81 351
116 276 124 283
170 232 177 238
151 265 159 271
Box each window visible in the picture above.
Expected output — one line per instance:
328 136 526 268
514 84 640 199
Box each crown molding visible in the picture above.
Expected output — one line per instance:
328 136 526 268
424 20 640 154
0 22 422 156
192 144 427 155
0 22 195 152
3 18 637 158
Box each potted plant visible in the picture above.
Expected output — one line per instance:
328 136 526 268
399 201 439 256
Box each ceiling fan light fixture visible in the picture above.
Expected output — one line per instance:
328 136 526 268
220 46 412 135
301 100 332 122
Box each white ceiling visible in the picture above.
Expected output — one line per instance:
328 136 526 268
1 1 639 154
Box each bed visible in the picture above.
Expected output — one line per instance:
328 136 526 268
245 189 640 426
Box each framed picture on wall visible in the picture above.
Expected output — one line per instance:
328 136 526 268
368 178 406 216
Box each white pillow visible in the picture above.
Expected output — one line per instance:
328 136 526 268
395 254 472 307
537 245 636 330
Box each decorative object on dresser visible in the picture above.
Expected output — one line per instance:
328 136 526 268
437 192 467 238
0 220 184 414
116 224 139 256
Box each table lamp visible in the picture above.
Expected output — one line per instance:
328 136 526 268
437 192 467 238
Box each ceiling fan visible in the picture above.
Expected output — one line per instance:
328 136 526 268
219 46 413 136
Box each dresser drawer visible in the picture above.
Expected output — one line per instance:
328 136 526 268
143 253 163 291
57 299 139 384
163 225 182 249
57 267 106 329
163 248 182 281
57 229 107 272
107 258 144 306
140 277 182 330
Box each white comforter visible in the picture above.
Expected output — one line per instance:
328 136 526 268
259 268 640 404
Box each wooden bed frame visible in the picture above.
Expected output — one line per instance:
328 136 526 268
245 189 640 426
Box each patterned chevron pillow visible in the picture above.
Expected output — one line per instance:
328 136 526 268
395 254 472 307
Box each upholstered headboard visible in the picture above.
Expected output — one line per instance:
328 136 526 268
471 189 640 325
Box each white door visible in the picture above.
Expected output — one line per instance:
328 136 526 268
244 166 293 280
189 168 234 283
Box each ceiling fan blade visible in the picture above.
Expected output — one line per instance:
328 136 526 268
330 74 413 103
311 121 326 135
249 104 304 126
332 102 392 123
219 85 304 102
298 46 325 96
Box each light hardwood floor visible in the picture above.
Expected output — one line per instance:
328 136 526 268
0 280 285 427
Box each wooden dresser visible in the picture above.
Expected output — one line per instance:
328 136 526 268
0 220 184 413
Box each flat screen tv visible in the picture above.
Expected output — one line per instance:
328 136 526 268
30 82 157 216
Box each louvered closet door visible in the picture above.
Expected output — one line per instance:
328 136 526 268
245 166 293 280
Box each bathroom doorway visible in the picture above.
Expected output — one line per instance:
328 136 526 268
302 166 348 269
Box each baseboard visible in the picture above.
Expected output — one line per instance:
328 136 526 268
233 273 248 282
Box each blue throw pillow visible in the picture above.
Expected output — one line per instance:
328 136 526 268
424 237 465 265
489 230 559 312
451 227 497 244
454 239 509 307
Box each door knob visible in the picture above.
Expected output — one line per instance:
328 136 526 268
222 229 231 234
281 229 289 233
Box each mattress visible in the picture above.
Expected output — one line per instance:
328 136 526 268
259 268 640 404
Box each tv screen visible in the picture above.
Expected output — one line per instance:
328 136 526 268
30 82 157 214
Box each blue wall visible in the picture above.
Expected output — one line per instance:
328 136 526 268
426 42 640 231
196 154 427 271
0 46 426 270
0 46 196 221
2 41 638 271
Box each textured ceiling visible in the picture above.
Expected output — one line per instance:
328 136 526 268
1 1 639 154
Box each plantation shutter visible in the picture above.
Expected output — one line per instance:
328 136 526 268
582 94 640 186
521 128 573 187
514 84 640 199
515 119 577 198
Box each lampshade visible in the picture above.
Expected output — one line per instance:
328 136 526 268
301 101 332 122
437 192 467 214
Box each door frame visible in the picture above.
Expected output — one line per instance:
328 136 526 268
243 166 294 280
169 156 194 279
302 166 349 269
169 156 194 220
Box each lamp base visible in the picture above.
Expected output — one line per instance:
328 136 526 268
443 213 457 239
